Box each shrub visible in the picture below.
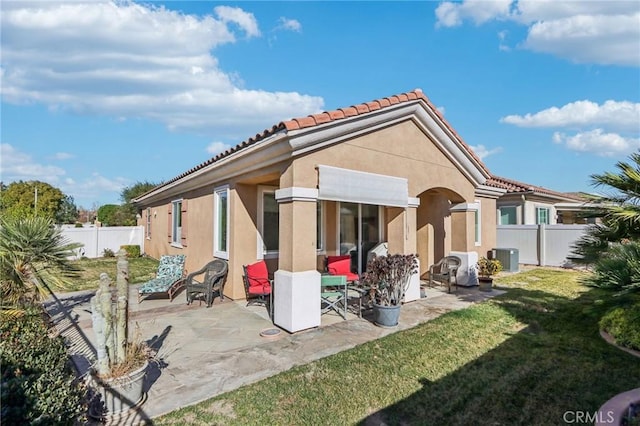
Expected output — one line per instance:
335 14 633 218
0 309 86 424
74 222 83 228
600 304 640 351
102 248 115 258
120 244 141 258
582 240 640 294
362 254 418 306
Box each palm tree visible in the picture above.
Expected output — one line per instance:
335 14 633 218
571 152 640 265
0 216 82 307
571 151 640 294
589 151 640 226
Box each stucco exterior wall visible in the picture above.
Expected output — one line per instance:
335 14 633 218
478 196 497 258
136 117 495 301
289 120 476 201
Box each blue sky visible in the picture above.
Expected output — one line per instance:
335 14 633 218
1 1 639 208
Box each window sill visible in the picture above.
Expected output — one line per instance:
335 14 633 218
214 252 229 260
170 242 183 249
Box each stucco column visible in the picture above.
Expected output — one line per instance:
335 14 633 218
449 202 479 287
384 198 421 302
273 187 320 333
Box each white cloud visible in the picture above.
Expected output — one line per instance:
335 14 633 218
435 0 640 66
0 1 324 138
553 129 640 156
0 143 128 205
0 143 66 181
213 5 261 38
51 152 74 160
525 13 640 66
501 100 640 133
498 30 511 51
470 144 502 160
206 141 233 155
276 17 302 32
435 0 512 27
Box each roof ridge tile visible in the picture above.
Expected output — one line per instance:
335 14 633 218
140 88 489 198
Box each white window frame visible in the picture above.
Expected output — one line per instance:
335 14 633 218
214 186 230 259
145 207 151 239
474 200 481 246
536 207 550 225
171 199 183 248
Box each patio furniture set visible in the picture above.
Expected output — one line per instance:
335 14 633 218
135 253 461 319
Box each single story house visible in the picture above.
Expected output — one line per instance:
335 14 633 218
134 88 505 332
487 176 595 225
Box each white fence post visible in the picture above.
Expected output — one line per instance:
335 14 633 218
538 224 546 266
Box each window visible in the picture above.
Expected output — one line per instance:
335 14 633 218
259 188 279 256
171 200 182 246
536 207 550 225
338 202 381 275
474 201 481 246
258 188 323 257
145 207 151 239
214 186 229 259
499 206 517 225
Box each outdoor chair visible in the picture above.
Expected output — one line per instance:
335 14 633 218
326 255 359 283
185 259 228 308
321 274 347 320
428 255 461 293
137 254 186 303
242 260 273 309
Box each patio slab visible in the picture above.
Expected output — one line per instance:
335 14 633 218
45 284 504 425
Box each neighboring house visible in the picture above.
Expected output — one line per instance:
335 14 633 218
133 89 506 332
487 176 595 226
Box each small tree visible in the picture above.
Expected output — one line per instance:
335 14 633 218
97 204 120 226
55 195 79 224
0 180 65 221
0 216 82 307
119 181 160 226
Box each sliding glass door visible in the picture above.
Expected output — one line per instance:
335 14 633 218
339 202 381 275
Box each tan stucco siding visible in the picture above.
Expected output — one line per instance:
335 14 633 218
289 120 476 201
137 194 214 278
478 196 497 258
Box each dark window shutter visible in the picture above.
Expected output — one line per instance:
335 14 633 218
167 203 172 243
181 199 188 247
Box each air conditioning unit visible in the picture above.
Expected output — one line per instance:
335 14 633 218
491 248 519 273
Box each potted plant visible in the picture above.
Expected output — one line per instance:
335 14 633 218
476 256 502 292
88 249 153 420
362 253 418 327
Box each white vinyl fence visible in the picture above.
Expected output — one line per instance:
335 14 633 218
60 226 145 258
496 224 589 267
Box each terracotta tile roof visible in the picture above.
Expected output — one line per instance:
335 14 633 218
140 89 489 199
486 175 585 201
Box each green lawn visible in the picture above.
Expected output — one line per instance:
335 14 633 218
155 268 640 425
55 256 160 293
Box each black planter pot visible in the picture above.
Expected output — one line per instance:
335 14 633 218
478 277 493 292
373 303 401 327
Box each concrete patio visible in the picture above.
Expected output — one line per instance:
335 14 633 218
45 284 503 425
